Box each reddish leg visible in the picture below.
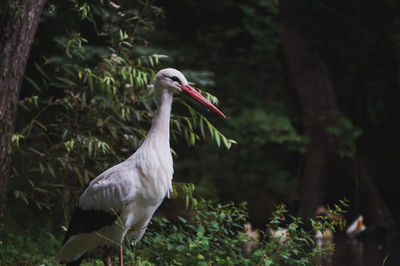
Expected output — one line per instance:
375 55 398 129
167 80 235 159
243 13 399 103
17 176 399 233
119 245 123 266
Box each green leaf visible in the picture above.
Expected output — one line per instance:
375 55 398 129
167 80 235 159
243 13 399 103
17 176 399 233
214 131 221 147
34 62 49 80
24 76 42 92
56 77 77 86
88 140 93 156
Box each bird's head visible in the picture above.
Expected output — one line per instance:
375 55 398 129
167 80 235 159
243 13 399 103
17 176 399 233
154 68 226 119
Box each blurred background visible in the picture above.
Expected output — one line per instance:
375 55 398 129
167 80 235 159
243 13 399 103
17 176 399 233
1 0 400 265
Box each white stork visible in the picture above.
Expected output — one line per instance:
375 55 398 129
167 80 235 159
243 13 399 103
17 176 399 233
55 68 226 265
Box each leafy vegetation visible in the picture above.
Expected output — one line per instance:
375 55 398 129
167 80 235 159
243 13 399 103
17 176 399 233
0 217 60 265
0 198 347 265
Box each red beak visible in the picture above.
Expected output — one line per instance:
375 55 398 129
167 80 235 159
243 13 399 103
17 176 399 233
180 85 227 119
357 218 363 229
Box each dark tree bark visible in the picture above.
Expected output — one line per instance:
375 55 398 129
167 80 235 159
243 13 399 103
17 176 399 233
279 0 397 232
279 0 340 218
0 0 46 213
353 160 396 231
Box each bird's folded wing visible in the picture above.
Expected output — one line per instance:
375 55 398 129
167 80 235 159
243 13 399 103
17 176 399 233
78 163 140 213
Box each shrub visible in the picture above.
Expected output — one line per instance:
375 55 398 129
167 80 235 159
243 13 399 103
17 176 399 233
0 198 347 265
126 199 347 266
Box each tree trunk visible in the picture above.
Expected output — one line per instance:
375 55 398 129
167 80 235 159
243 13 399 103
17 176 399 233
279 0 339 217
0 0 46 213
279 0 397 231
353 159 396 231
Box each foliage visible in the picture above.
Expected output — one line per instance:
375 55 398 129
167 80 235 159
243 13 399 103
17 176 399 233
123 199 347 266
229 108 308 151
10 0 233 221
0 198 347 265
172 182 198 209
0 218 61 265
324 115 363 158
130 200 249 265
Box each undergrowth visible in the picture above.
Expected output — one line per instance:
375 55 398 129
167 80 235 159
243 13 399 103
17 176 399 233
0 218 60 265
0 198 347 265
127 199 347 266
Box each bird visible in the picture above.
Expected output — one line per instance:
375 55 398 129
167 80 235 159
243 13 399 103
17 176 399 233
242 222 260 256
55 68 226 265
314 227 334 248
314 206 335 266
314 205 334 248
269 227 289 242
346 215 366 238
346 215 366 265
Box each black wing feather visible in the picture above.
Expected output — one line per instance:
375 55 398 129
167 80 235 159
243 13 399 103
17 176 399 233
63 207 119 244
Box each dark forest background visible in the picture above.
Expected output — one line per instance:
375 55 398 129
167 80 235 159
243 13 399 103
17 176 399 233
1 0 400 265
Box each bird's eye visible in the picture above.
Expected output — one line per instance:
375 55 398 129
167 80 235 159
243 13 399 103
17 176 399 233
170 76 180 83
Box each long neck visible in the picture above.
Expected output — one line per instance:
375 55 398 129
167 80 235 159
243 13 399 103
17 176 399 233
145 90 173 148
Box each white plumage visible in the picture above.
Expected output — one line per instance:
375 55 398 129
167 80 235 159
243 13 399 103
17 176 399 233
346 215 366 238
56 68 226 265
